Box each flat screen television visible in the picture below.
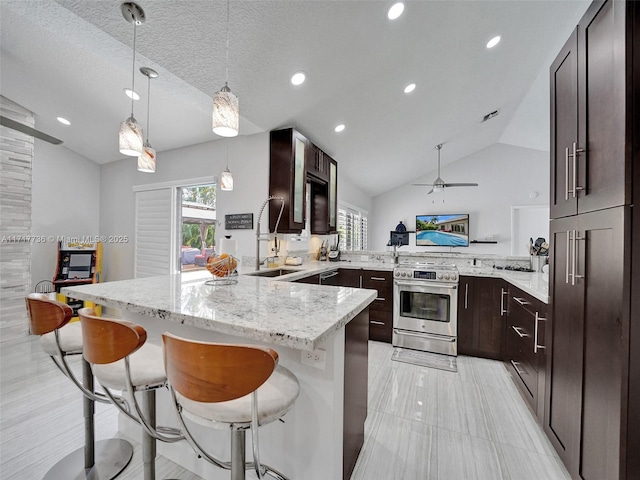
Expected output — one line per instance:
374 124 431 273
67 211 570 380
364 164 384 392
416 214 469 247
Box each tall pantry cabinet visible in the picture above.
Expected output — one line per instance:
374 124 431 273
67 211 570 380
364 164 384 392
546 1 639 479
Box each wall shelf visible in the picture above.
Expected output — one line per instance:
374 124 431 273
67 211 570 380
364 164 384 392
470 240 498 244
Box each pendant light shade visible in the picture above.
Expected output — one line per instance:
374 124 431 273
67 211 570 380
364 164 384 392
138 141 156 173
119 116 144 156
220 167 233 191
138 66 158 173
119 2 145 157
212 0 239 138
212 84 239 137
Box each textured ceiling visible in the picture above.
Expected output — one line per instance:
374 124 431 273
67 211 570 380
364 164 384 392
0 0 590 197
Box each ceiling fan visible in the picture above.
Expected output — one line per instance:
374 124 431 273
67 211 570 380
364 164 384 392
0 116 63 145
412 144 478 194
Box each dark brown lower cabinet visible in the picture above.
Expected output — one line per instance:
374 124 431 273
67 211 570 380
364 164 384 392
505 287 547 419
362 269 393 343
458 276 507 359
547 207 628 480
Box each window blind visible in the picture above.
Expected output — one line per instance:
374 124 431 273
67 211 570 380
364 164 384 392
338 205 368 251
134 188 175 278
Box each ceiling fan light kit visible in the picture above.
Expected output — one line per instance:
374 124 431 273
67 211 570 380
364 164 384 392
118 2 145 157
212 0 239 138
412 143 479 195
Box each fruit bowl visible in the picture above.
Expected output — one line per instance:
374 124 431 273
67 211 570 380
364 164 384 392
204 254 239 285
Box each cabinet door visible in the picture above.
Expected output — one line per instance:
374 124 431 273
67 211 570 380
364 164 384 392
577 0 629 214
295 273 320 285
457 276 474 355
328 157 338 232
474 277 506 360
309 180 329 235
269 129 307 233
545 217 584 472
362 270 393 343
577 207 626 480
550 29 579 219
337 268 361 288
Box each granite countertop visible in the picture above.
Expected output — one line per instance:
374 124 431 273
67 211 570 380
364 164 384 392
62 270 377 351
252 260 549 303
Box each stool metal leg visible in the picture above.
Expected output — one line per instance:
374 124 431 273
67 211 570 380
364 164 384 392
231 430 246 480
140 389 157 480
43 358 133 480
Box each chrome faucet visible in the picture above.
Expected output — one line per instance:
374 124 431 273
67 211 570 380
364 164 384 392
255 196 284 270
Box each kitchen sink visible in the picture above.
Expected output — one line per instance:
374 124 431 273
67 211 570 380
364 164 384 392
245 268 303 277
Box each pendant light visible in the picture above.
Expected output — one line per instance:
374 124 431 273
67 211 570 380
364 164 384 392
212 0 239 137
220 140 233 191
138 67 158 173
119 2 145 156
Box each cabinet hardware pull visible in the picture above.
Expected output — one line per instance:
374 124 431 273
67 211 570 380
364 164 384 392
512 326 528 338
370 321 385 326
464 283 468 309
534 312 546 353
565 230 571 284
572 230 585 284
320 271 339 281
510 360 526 376
513 297 530 306
568 142 585 197
370 276 386 281
375 297 385 301
565 146 570 201
500 288 507 316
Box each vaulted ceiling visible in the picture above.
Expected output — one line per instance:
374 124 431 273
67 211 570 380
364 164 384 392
1 0 589 197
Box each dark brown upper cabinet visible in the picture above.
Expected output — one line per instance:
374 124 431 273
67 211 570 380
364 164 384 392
550 0 635 219
307 142 330 182
269 128 307 233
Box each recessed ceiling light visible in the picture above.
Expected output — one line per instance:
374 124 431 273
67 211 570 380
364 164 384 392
387 2 405 20
404 83 416 94
291 72 306 86
124 88 140 100
334 124 345 133
56 117 71 126
486 35 501 49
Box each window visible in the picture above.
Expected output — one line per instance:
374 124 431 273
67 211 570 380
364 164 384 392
338 203 368 251
180 184 216 272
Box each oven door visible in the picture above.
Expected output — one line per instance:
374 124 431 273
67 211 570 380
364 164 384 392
393 280 458 337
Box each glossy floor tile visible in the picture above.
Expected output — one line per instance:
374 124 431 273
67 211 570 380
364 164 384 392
0 336 570 480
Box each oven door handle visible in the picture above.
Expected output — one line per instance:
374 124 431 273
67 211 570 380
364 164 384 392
394 281 458 293
394 328 456 342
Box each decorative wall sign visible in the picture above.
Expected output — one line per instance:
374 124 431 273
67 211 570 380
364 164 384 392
225 213 253 230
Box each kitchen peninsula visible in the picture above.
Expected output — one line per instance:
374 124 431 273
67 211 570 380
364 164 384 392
63 270 376 480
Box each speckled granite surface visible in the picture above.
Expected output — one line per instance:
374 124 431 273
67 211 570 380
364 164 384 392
63 270 377 351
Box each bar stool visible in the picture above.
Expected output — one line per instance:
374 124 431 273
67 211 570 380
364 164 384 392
162 332 300 480
24 293 133 480
78 308 183 480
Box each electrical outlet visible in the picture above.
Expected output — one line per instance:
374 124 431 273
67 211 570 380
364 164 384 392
301 348 326 369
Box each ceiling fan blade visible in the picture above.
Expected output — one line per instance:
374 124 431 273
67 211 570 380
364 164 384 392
411 183 435 187
442 182 479 187
0 116 63 145
426 188 434 195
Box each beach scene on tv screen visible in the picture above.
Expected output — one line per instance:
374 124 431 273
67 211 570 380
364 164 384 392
416 214 469 246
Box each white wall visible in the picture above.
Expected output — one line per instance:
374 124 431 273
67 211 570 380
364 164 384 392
370 143 549 255
100 133 270 281
338 174 372 214
31 140 100 287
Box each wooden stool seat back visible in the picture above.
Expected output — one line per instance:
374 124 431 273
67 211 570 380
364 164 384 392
162 333 279 404
25 293 73 335
78 308 147 365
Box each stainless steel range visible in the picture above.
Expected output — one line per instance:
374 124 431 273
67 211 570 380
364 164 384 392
393 263 459 356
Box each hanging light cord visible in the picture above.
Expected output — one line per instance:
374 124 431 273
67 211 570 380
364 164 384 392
226 139 230 170
225 0 230 85
145 74 151 142
130 21 137 118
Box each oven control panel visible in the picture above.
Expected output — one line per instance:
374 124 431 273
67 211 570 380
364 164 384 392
394 268 458 283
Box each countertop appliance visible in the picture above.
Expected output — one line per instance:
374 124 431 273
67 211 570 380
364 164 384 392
393 262 459 356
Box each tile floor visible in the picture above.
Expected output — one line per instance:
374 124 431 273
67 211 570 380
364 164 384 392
0 336 570 480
